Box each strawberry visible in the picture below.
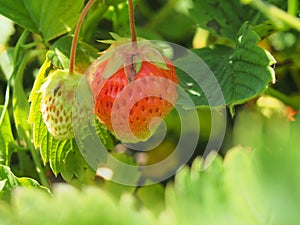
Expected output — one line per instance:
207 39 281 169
85 41 178 143
40 70 81 140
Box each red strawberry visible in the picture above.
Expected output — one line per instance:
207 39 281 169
40 70 81 140
85 41 178 143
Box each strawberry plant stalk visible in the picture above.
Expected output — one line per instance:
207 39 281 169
242 0 300 31
70 0 96 74
266 88 300 110
127 0 138 81
128 0 137 42
288 0 298 16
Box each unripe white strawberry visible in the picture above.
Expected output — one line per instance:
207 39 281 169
40 70 81 140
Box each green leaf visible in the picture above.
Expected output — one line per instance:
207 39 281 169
13 53 32 144
95 120 115 150
0 106 15 166
190 0 258 40
1 112 300 224
163 110 300 224
49 139 72 176
162 148 275 225
28 53 52 124
4 184 156 225
136 184 165 216
163 156 229 225
60 142 95 185
0 0 84 42
0 165 44 201
0 200 13 225
109 32 122 40
252 20 277 39
176 45 232 107
176 23 276 112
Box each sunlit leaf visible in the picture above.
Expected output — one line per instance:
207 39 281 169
0 106 15 166
176 23 276 112
252 21 277 39
13 53 32 144
0 165 44 201
6 184 156 225
0 114 300 224
60 142 95 185
136 184 165 216
0 0 84 42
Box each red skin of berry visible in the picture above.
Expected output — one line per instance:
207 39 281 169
86 58 178 143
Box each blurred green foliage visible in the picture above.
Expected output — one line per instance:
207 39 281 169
0 0 299 224
0 106 299 224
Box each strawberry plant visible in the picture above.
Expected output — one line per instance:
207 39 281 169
0 0 299 224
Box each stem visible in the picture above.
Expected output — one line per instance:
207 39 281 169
0 85 10 126
70 0 96 74
127 0 138 80
242 0 300 31
266 87 300 110
128 0 137 42
13 29 29 64
28 139 50 189
291 68 300 91
288 0 298 16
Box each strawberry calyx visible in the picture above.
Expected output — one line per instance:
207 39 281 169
95 38 171 82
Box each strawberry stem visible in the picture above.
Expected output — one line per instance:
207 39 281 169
128 0 137 43
70 0 96 74
127 0 138 80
